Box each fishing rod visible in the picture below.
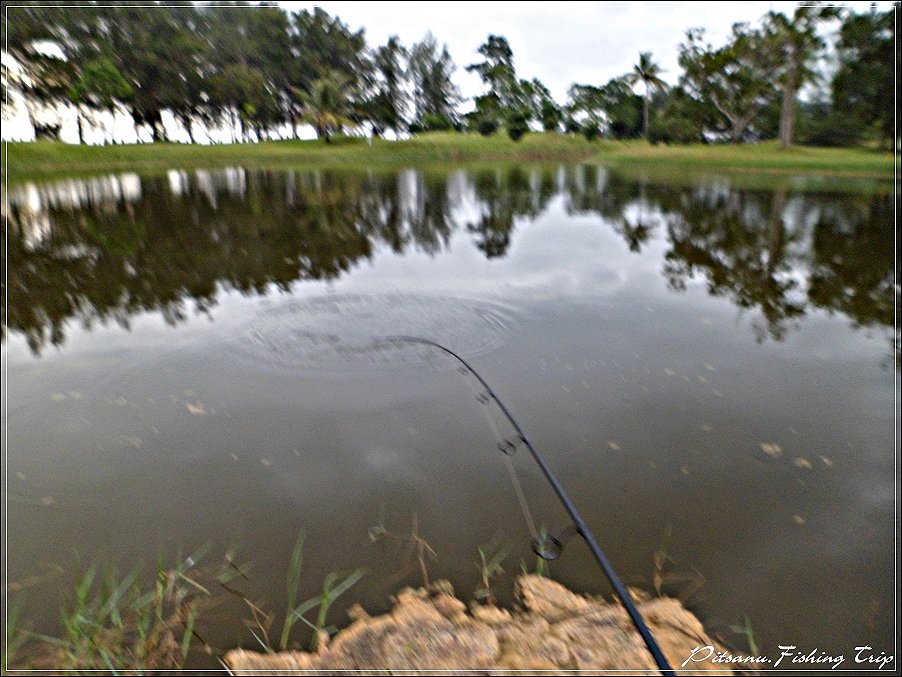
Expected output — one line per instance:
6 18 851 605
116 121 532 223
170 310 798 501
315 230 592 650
384 335 675 676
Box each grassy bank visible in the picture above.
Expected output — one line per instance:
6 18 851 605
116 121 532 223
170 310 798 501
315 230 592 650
596 139 895 180
3 132 894 183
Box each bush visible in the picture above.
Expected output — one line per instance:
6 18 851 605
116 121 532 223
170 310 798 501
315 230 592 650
505 110 529 142
477 117 500 136
411 113 455 133
582 123 601 141
647 115 704 145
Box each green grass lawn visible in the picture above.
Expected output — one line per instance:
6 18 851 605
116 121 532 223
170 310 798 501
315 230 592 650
3 132 894 184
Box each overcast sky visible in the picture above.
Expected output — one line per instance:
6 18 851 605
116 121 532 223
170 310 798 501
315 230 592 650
278 1 892 103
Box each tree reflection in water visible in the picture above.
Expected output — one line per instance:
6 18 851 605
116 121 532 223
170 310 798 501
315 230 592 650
3 166 894 356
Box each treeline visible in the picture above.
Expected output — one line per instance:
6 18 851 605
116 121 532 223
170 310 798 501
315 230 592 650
2 2 896 147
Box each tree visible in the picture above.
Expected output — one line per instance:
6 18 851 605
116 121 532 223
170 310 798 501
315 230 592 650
566 84 606 139
367 36 409 136
647 86 710 144
522 78 562 132
679 24 780 142
67 58 132 144
831 6 895 148
566 78 640 140
408 33 461 130
84 4 208 142
625 52 666 139
467 35 538 140
208 64 274 142
763 5 839 148
202 2 292 141
3 5 84 138
289 7 370 135
300 70 357 142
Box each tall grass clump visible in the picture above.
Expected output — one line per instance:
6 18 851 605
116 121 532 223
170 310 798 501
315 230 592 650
16 546 211 673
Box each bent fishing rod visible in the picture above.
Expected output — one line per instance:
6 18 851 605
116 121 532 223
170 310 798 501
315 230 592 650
384 336 675 676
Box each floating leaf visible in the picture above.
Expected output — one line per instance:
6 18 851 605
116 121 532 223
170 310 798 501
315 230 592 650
759 442 781 459
185 401 206 416
793 457 812 470
819 456 834 467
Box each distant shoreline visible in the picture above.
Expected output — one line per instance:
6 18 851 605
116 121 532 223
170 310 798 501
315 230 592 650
4 132 894 184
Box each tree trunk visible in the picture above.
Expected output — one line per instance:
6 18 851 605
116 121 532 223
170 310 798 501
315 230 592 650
185 116 196 144
779 49 800 149
76 110 84 144
643 94 649 139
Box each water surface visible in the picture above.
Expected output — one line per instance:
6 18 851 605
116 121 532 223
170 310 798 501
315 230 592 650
4 165 896 665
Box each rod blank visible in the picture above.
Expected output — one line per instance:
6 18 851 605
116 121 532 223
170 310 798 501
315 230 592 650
385 335 675 676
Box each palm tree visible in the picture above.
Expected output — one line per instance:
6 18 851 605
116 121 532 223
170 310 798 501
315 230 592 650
300 70 357 143
625 52 666 139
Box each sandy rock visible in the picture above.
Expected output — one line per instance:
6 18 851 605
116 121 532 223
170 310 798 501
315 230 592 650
226 574 734 674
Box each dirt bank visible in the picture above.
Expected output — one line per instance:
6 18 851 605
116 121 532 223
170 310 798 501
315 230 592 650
226 575 733 674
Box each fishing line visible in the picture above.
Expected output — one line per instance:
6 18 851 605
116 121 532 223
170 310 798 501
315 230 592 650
384 335 675 676
456 363 541 544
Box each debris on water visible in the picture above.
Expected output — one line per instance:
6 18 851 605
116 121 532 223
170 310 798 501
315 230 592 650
112 396 129 407
704 364 716 372
699 423 712 432
230 453 239 461
712 389 724 397
792 515 806 525
407 426 418 436
260 458 271 467
185 401 207 415
759 442 782 459
819 456 834 467
664 368 676 376
607 441 621 451
183 389 197 397
40 496 55 507
122 436 143 449
680 466 690 475
696 375 707 383
793 457 812 470
50 392 68 401
15 472 26 481
561 385 570 393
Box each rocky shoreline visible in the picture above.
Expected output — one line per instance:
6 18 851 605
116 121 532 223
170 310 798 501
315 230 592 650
226 575 734 674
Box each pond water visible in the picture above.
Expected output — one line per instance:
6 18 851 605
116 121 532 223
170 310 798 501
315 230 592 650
3 165 896 666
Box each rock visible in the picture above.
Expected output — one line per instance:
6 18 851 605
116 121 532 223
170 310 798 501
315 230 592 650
225 575 734 674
